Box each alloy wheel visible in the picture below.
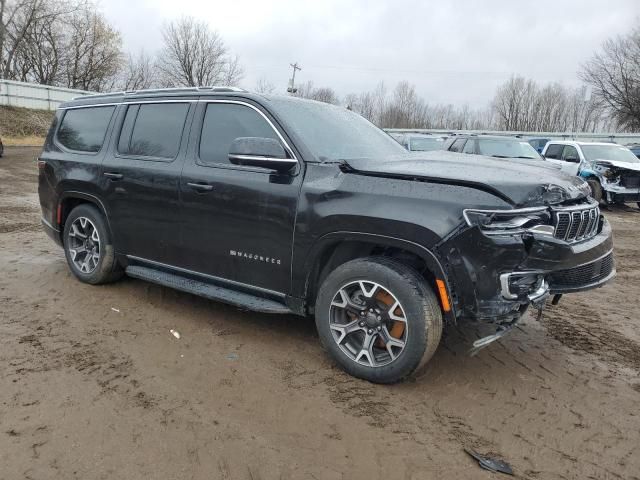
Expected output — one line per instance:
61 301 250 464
329 280 408 367
67 217 101 274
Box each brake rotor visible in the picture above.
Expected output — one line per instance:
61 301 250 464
375 289 405 346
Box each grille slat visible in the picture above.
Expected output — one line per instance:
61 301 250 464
548 252 614 289
552 203 600 243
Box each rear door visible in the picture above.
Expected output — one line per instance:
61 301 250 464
178 99 302 294
543 143 565 170
100 100 195 264
559 145 582 175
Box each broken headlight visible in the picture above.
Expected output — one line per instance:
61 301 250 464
463 207 553 236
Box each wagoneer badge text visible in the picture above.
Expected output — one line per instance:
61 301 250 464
230 250 281 265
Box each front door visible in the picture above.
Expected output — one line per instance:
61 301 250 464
178 100 302 294
100 101 194 264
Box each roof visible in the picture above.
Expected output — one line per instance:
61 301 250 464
453 134 526 141
60 86 260 109
544 140 618 147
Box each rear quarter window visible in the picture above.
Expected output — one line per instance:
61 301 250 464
56 106 115 153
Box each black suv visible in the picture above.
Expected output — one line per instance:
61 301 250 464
38 87 615 383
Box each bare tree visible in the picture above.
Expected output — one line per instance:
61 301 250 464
255 75 275 94
120 50 157 91
1 0 86 81
581 27 640 131
64 8 122 91
157 16 242 87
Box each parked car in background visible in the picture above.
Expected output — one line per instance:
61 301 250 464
542 141 640 207
528 138 550 154
442 135 556 167
391 133 446 152
626 143 640 158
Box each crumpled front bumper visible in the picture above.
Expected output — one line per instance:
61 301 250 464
440 216 615 323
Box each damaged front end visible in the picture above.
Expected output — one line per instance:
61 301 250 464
589 161 640 204
438 189 615 351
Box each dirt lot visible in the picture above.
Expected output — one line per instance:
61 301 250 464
1 146 639 480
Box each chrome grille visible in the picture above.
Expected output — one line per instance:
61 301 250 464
552 202 600 243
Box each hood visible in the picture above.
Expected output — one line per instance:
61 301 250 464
343 151 590 207
592 158 640 172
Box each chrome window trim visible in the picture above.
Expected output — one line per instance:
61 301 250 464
198 99 298 163
228 154 297 164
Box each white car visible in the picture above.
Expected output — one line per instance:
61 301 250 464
542 141 640 208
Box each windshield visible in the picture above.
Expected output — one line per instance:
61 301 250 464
409 137 444 151
268 97 407 161
581 144 640 163
477 138 542 159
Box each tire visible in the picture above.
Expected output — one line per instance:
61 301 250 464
587 179 603 204
0 140 4 158
62 204 123 284
315 256 443 384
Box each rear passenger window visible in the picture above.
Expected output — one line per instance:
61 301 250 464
199 103 280 166
118 103 189 159
449 138 466 153
545 144 563 159
57 106 115 153
462 139 475 154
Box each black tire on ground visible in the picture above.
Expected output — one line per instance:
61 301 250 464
0 140 4 157
62 204 123 285
587 179 603 204
315 256 443 384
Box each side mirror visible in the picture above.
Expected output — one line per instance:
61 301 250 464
228 137 296 172
565 156 580 163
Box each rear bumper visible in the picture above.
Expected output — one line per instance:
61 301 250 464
41 217 62 247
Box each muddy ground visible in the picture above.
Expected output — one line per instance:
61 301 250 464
1 146 639 480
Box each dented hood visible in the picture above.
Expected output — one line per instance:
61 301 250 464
343 151 590 207
592 158 640 172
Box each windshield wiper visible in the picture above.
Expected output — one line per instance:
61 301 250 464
514 156 538 159
490 155 509 158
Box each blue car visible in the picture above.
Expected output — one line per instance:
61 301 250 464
528 138 550 154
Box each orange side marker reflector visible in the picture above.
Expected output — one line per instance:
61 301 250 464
435 279 451 312
56 204 62 225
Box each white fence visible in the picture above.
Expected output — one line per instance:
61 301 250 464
0 79 95 111
386 128 640 145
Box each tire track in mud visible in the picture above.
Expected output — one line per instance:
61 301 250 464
3 295 158 411
542 302 640 371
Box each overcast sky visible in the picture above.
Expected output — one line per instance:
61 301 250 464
101 0 638 107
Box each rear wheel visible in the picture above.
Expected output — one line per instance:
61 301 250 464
315 257 443 384
63 204 123 284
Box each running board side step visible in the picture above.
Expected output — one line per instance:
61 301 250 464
125 265 292 314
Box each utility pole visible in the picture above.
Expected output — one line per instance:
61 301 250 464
287 62 301 94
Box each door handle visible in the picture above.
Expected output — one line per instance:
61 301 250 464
104 172 123 180
187 182 213 192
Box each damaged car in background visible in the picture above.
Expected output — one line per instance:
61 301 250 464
542 141 640 208
39 90 615 383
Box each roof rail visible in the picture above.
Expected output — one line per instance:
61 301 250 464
72 86 245 101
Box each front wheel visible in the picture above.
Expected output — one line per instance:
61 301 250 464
315 257 443 384
587 179 603 204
